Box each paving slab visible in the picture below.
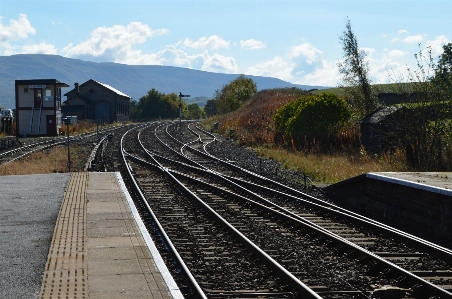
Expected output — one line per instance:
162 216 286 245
39 172 182 299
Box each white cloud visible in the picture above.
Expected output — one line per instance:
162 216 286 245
402 34 425 44
381 33 387 38
298 60 341 86
0 14 37 54
240 39 265 50
0 14 36 43
179 35 229 50
247 56 294 82
390 38 399 43
62 22 169 62
398 29 408 34
361 47 376 56
141 45 238 73
21 42 58 54
199 51 238 73
424 35 450 58
290 42 323 64
387 49 407 59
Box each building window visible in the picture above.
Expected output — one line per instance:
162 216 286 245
24 88 28 93
44 89 54 101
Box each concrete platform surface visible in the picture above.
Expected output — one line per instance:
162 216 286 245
0 173 70 299
39 172 182 299
368 172 452 196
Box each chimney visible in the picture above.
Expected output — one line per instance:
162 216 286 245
74 82 79 93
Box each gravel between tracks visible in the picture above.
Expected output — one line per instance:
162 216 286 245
205 134 324 196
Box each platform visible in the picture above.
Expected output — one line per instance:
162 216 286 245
39 172 182 299
367 172 452 196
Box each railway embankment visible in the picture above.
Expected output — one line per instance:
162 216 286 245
324 172 452 250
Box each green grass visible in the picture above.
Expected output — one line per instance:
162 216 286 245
253 147 408 184
313 83 417 97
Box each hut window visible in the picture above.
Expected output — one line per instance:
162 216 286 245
45 89 53 101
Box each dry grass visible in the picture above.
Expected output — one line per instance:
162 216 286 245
0 145 90 176
254 147 408 183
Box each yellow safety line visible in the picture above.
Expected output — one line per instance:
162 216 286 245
39 172 88 299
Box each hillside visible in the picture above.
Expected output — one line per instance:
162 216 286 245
0 54 327 109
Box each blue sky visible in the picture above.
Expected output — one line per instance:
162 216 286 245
1 0 451 87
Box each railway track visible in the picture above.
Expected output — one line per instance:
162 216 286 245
0 125 121 165
95 121 452 298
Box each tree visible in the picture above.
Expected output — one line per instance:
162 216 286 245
384 47 452 170
133 89 186 120
129 99 139 120
204 98 217 117
162 92 182 119
216 75 257 114
337 18 377 118
187 103 206 119
433 43 452 95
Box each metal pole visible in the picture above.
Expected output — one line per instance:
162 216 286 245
179 103 182 132
178 92 190 133
67 122 71 172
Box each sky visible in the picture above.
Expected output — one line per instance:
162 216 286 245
1 0 451 87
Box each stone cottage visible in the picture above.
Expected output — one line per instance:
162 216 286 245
63 79 130 124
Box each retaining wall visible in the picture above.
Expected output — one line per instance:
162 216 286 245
324 175 452 250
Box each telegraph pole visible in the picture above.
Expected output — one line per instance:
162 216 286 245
62 117 71 172
178 92 190 133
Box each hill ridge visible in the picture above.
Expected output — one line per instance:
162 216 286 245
0 54 327 108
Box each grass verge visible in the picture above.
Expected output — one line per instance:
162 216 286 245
253 146 408 184
0 145 90 176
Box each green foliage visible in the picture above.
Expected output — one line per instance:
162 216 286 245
337 17 377 118
275 93 351 140
204 99 217 117
216 75 257 114
187 103 206 119
274 99 300 135
432 43 452 95
384 46 452 170
131 88 186 121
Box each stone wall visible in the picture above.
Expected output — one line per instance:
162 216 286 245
324 176 452 249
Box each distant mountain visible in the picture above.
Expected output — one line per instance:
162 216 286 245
0 54 327 109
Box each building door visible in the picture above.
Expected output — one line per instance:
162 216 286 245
34 88 43 108
95 102 110 123
46 115 56 136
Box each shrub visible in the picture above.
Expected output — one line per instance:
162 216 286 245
274 93 353 151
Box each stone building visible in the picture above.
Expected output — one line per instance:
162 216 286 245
360 106 406 153
63 79 130 124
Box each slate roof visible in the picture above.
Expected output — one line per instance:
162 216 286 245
92 80 130 98
361 106 403 124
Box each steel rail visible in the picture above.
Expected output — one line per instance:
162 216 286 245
167 167 452 297
128 147 323 298
154 122 452 264
144 122 452 296
121 126 208 299
173 122 452 261
0 125 119 165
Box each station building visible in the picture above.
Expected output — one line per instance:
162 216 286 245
63 79 131 124
15 79 69 137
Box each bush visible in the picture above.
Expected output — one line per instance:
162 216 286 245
274 93 353 151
